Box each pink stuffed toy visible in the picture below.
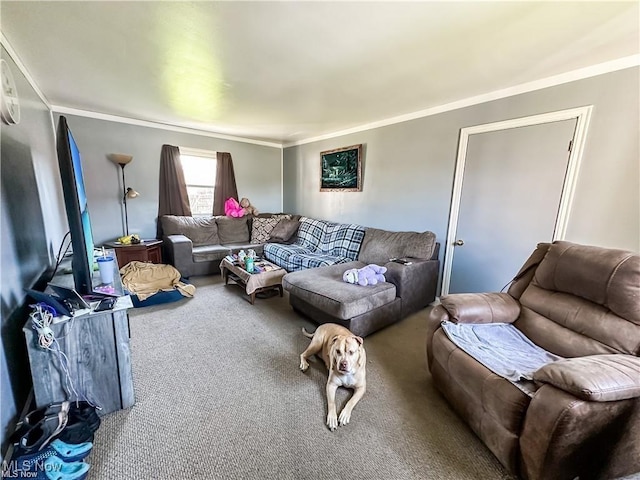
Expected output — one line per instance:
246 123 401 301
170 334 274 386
224 197 245 218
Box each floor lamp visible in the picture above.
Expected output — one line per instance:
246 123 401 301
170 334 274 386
109 154 139 236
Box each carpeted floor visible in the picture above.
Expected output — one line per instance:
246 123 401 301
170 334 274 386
87 275 513 479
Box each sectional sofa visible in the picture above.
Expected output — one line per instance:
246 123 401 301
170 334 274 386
265 217 440 336
161 214 440 336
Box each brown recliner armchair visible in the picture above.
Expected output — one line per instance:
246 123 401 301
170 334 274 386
426 241 640 480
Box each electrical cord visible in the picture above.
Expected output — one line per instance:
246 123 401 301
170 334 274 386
29 303 98 407
50 231 72 278
30 303 55 348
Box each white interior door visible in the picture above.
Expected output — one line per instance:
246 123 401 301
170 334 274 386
442 107 592 295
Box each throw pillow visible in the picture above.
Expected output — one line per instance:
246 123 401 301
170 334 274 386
216 216 250 244
269 219 300 244
251 217 280 244
160 215 219 247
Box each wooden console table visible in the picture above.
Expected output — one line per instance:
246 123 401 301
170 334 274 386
104 239 163 269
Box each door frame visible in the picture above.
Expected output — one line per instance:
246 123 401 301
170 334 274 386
441 106 593 295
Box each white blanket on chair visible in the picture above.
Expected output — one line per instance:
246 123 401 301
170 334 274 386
441 320 563 395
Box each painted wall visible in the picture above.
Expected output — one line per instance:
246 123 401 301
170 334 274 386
284 67 640 257
52 115 282 245
1 47 65 452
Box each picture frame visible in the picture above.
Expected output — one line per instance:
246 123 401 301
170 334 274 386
320 144 363 192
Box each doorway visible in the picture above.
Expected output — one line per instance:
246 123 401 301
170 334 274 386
441 107 592 295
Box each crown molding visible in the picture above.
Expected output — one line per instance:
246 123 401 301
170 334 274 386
0 33 51 108
284 54 640 148
51 106 282 149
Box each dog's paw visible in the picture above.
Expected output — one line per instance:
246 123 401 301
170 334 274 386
338 409 352 426
299 357 309 372
326 413 338 431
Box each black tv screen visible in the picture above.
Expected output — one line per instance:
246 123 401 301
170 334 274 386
56 116 95 295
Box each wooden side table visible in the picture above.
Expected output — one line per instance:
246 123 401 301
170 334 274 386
104 239 163 269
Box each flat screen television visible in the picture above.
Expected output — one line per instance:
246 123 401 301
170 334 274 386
56 116 96 295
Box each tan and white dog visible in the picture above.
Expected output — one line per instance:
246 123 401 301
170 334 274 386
299 323 367 431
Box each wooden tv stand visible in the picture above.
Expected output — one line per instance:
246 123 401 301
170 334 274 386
23 265 135 415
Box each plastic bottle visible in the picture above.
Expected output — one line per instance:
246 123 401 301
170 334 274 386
245 256 254 273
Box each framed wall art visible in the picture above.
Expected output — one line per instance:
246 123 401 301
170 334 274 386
320 144 362 192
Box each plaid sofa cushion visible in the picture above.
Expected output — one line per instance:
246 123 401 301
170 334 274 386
317 222 365 260
295 218 326 250
263 243 310 269
286 253 352 271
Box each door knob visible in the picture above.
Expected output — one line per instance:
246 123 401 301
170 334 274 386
454 239 464 246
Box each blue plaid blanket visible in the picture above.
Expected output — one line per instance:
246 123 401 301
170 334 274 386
264 217 365 271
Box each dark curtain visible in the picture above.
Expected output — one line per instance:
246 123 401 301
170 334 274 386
213 152 238 215
156 144 192 238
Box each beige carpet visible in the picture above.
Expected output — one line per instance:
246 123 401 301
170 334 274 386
86 275 513 479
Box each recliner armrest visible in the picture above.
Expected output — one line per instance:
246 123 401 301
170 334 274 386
439 292 520 324
533 354 640 402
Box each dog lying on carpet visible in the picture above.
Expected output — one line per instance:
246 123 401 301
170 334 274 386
299 323 367 431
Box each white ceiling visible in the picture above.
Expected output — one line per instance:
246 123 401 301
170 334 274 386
2 1 639 145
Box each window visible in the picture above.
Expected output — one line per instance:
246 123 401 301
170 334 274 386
179 147 216 216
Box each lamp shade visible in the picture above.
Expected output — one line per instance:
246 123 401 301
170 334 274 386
109 153 133 166
125 187 140 199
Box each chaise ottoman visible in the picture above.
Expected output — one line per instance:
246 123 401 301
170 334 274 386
282 261 402 337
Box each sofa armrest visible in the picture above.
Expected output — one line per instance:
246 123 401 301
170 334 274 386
384 257 439 317
163 234 193 273
439 292 520 324
533 354 640 402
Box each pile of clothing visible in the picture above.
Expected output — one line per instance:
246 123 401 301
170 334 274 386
120 261 196 302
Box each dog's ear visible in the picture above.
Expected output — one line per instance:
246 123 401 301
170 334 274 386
353 336 364 346
331 335 339 345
